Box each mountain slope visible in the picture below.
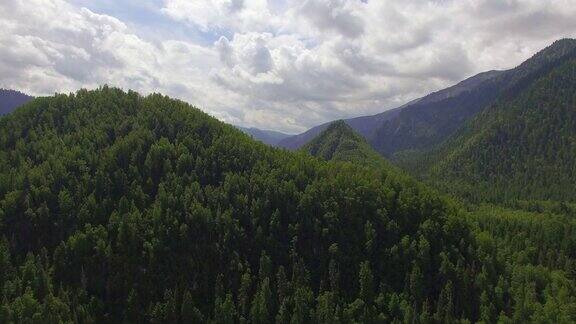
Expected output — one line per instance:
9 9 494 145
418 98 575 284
280 39 576 160
302 120 386 168
370 71 505 157
0 87 485 322
238 126 291 146
279 71 502 151
422 46 576 203
277 107 402 150
0 89 33 115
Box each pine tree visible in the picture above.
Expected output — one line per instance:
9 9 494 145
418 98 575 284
250 277 272 324
435 281 454 323
181 290 203 323
291 286 313 324
238 267 252 318
359 261 374 309
316 291 339 324
215 293 236 324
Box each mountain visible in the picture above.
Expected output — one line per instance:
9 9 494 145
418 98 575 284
0 87 489 322
277 70 503 151
0 89 33 115
370 70 505 157
419 40 576 203
238 126 291 146
277 106 402 150
302 120 386 168
280 39 576 160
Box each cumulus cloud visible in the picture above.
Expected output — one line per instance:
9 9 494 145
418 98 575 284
2 0 576 133
0 0 230 119
161 0 278 33
298 0 365 38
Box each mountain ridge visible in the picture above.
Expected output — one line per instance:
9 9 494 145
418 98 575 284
237 126 291 146
279 39 576 160
420 49 576 203
0 88 34 115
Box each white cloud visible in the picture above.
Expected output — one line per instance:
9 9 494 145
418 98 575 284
0 0 231 121
297 0 364 38
2 0 576 133
161 0 278 33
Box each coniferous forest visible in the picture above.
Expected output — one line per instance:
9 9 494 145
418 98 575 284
2 39 576 323
1 85 576 323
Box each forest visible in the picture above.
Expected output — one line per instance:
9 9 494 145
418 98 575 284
420 49 576 204
0 86 574 323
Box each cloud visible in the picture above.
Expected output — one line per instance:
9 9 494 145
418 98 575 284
1 0 576 133
0 0 237 120
215 36 235 67
298 0 364 38
161 0 277 33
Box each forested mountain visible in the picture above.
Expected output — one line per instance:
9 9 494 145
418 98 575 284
277 70 504 151
238 126 291 146
417 43 576 203
280 39 576 160
301 120 385 167
0 89 33 115
277 107 403 150
0 87 488 322
1 87 575 322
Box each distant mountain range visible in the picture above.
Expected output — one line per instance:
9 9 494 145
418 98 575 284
0 89 33 115
278 39 576 161
237 126 291 146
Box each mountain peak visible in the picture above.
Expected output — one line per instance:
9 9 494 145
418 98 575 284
424 45 576 203
514 38 576 72
548 38 576 49
324 119 352 133
303 120 389 167
536 38 576 58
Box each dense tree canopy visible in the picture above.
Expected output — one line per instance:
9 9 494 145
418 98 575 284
305 112 576 323
0 87 482 322
301 120 392 170
1 86 575 323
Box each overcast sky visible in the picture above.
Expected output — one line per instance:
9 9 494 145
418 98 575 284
1 0 576 133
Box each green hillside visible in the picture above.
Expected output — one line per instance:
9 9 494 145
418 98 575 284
0 87 482 322
422 48 576 203
302 120 386 167
1 87 574 323
301 106 576 323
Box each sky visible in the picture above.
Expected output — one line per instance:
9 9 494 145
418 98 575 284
1 0 576 134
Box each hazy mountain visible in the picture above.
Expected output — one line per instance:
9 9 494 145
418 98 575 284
280 39 576 160
237 126 291 146
277 70 504 151
277 106 403 150
372 39 576 158
419 39 576 203
0 89 33 115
